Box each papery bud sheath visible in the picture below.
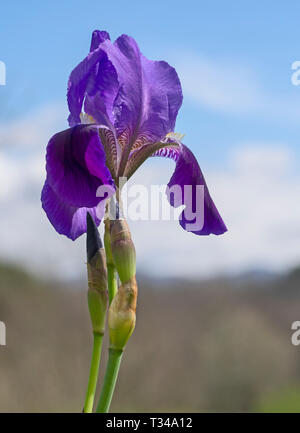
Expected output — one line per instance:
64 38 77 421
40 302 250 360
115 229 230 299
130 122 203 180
108 276 138 351
86 213 108 335
110 219 136 283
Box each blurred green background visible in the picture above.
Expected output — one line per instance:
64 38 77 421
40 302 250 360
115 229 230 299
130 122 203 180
1 262 300 412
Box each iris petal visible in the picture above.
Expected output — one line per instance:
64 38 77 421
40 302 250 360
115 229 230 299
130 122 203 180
89 30 110 52
154 144 227 236
96 35 183 147
41 180 105 241
67 42 118 127
45 125 114 209
83 54 119 127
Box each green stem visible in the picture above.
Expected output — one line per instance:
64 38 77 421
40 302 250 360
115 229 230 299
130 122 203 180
83 332 104 413
96 348 123 413
107 264 118 304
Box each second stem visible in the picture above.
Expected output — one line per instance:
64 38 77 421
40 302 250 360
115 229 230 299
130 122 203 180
83 332 104 413
96 348 123 413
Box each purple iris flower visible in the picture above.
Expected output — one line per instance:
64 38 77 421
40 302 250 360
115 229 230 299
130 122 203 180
41 30 227 240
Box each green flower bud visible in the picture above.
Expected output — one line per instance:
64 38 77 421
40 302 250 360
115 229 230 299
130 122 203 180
87 248 107 293
87 288 107 335
104 218 114 265
110 219 136 283
86 213 108 334
108 276 137 351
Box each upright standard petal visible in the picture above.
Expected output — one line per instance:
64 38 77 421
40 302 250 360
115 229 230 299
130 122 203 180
154 145 227 236
98 35 183 149
67 43 119 127
89 30 110 52
83 53 119 128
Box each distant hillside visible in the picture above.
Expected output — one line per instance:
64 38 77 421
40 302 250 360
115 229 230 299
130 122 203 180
0 262 300 412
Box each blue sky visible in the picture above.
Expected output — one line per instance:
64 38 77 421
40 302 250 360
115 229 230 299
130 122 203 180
1 1 300 280
1 1 300 164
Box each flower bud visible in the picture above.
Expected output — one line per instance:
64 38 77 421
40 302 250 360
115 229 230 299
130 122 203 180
86 213 108 335
104 218 113 266
110 219 136 283
87 288 107 335
108 276 137 351
104 218 118 304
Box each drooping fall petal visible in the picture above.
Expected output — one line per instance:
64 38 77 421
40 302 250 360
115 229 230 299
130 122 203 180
41 180 106 241
154 145 227 236
41 125 115 239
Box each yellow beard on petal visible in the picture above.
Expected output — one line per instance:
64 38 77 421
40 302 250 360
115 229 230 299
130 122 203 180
80 112 96 124
165 132 185 141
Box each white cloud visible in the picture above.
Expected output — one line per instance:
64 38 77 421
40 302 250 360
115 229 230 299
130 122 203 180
128 144 300 278
177 54 261 114
0 102 67 151
0 103 299 281
232 145 292 175
0 103 86 280
176 53 300 124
